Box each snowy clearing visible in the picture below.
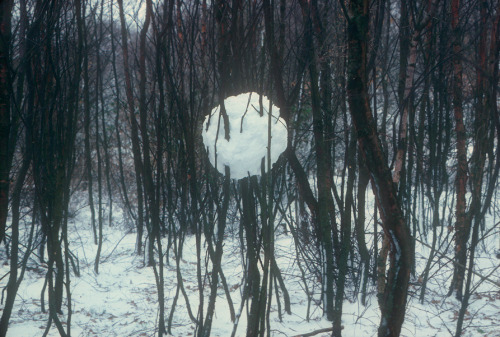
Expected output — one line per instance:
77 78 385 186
1 195 499 337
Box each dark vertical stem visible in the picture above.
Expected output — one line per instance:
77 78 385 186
117 0 145 255
333 128 355 336
346 0 413 335
203 167 231 337
448 0 469 301
0 105 32 336
298 0 335 320
81 0 97 245
0 0 13 245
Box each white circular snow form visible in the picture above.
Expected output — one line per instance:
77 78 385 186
202 92 288 180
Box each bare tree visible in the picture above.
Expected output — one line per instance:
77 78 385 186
117 0 146 255
345 0 413 335
0 0 14 245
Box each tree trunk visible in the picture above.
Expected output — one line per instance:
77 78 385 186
117 0 145 255
356 155 371 305
240 177 262 337
297 0 336 320
203 168 231 337
346 0 413 335
333 129 356 336
108 0 137 231
0 108 33 336
448 0 470 301
0 0 13 245
82 13 97 245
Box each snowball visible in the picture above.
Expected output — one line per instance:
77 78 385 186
202 92 287 180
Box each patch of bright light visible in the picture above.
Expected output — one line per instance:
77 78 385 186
202 92 287 180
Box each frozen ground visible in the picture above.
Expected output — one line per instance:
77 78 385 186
1 198 499 337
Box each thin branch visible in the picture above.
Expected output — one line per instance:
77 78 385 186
415 237 500 288
293 327 335 337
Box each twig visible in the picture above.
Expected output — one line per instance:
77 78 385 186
293 327 334 337
415 237 500 287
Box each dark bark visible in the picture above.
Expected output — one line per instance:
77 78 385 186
81 1 97 245
345 0 413 335
0 0 25 324
0 94 33 336
455 2 499 333
203 167 231 337
333 129 356 336
240 177 262 337
138 0 155 267
297 0 335 320
27 3 81 335
117 0 145 255
0 0 13 245
93 0 105 273
448 0 469 301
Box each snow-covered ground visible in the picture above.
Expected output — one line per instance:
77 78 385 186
1 194 499 337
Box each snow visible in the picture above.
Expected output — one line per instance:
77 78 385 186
1 195 499 337
202 92 288 180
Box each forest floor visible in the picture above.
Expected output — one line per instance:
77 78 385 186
1 195 499 337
